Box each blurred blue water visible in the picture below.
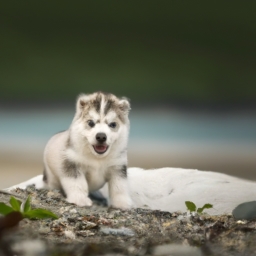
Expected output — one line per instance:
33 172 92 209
130 111 256 143
1 110 256 149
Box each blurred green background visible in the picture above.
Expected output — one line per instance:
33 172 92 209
1 1 256 188
1 1 256 108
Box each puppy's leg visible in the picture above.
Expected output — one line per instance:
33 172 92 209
60 159 92 207
108 165 132 210
60 176 92 207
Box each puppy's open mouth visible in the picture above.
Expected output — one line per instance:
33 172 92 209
93 145 109 154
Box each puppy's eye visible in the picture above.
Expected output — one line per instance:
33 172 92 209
87 120 95 128
109 122 117 128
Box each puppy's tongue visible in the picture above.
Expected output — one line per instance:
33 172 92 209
94 145 108 153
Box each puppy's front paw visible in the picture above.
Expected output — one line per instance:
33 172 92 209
66 193 92 207
110 195 133 210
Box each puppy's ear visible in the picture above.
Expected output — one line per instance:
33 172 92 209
76 93 90 112
119 97 131 114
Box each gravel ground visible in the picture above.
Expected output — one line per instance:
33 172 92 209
0 186 256 256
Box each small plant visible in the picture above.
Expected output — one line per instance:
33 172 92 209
0 196 58 219
185 201 213 214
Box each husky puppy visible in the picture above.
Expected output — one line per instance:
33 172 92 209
15 92 132 209
6 92 256 215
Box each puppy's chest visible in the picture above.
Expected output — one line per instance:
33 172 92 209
81 164 108 192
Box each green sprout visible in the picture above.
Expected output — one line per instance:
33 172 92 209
0 196 58 220
185 201 213 214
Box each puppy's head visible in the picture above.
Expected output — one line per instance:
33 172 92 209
72 92 130 157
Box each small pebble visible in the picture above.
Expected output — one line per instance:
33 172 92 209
76 230 95 237
233 201 256 220
64 230 76 240
100 227 135 236
69 208 77 214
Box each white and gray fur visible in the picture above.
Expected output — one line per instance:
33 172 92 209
16 92 132 209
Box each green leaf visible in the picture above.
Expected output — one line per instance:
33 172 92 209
9 197 22 211
203 203 213 209
23 196 31 213
197 203 213 213
0 202 14 215
23 209 58 220
185 201 197 212
197 207 203 213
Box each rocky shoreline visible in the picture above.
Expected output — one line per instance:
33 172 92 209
0 186 256 256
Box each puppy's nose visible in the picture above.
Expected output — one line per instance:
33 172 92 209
96 133 107 143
